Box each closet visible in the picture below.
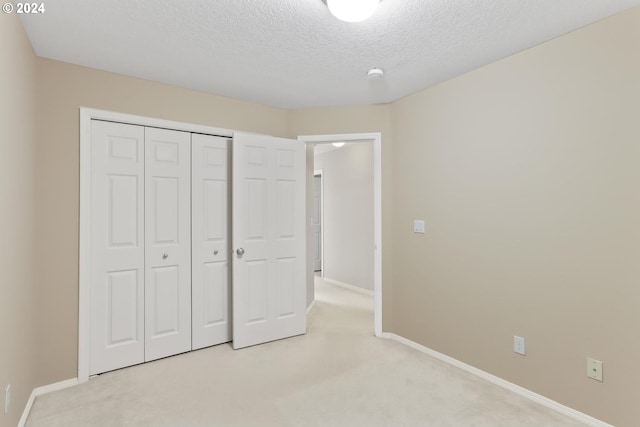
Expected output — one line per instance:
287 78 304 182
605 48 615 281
87 118 306 376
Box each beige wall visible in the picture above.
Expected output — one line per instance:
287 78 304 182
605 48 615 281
7 5 639 426
390 7 640 426
288 105 393 331
0 14 39 427
314 143 374 291
35 58 289 385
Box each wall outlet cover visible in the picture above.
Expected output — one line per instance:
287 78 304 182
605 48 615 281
587 358 603 382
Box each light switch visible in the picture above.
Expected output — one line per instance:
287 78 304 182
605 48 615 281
413 220 425 234
514 336 525 355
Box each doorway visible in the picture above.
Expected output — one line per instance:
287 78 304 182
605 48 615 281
298 133 382 337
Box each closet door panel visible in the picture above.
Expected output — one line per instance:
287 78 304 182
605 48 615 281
192 134 231 350
232 132 307 350
144 127 192 362
90 120 145 375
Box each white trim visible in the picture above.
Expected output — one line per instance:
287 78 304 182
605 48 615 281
78 108 92 384
79 107 235 383
299 133 383 338
80 108 234 137
306 299 316 315
322 277 375 297
18 378 79 427
313 169 324 275
382 333 614 427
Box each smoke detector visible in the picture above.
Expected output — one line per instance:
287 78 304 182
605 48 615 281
367 68 384 79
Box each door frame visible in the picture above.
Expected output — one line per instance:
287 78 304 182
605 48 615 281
298 133 383 337
312 170 324 275
78 107 234 383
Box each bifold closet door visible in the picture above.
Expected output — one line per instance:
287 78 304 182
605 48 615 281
144 127 192 362
191 134 231 350
89 121 306 373
90 120 145 375
231 132 307 349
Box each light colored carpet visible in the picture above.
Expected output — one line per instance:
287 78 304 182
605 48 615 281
27 277 587 427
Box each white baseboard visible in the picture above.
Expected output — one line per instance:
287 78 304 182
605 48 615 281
18 338 613 427
381 333 613 427
18 378 78 427
306 299 316 315
322 277 374 297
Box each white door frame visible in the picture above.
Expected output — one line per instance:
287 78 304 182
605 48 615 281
313 170 324 275
79 107 234 383
298 133 383 337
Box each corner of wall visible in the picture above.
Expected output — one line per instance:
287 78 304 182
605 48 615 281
0 12 40 427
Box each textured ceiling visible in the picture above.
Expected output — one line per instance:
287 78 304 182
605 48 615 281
20 0 640 109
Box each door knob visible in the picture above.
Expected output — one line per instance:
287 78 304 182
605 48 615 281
162 253 168 259
236 248 245 256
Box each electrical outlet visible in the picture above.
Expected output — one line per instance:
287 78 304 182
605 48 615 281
4 384 10 414
587 358 603 382
514 336 525 355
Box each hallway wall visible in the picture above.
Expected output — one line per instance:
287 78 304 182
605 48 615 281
314 143 374 291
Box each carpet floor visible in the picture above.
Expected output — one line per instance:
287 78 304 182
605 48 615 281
26 277 587 426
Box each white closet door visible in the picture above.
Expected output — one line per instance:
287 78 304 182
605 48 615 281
232 132 307 349
191 134 231 350
144 127 192 361
90 120 145 375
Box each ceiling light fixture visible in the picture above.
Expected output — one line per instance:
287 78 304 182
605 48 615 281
332 142 346 147
325 0 381 23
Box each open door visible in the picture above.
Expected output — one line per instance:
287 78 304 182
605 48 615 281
232 132 307 349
